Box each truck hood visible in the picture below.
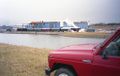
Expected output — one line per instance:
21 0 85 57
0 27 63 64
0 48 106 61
59 43 98 51
50 43 98 60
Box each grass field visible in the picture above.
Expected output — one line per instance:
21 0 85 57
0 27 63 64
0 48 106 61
0 43 51 76
62 32 110 38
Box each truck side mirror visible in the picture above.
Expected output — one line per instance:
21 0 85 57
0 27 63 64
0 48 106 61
102 51 108 59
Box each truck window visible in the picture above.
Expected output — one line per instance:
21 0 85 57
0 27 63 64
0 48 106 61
104 36 120 57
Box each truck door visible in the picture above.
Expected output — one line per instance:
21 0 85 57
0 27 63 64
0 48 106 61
93 36 120 76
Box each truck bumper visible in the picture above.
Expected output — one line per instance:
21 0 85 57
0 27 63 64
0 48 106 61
45 68 51 76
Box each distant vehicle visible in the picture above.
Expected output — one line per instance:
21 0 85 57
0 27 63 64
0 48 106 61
45 28 120 76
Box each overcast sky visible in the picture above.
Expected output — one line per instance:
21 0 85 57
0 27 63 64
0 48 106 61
0 0 120 25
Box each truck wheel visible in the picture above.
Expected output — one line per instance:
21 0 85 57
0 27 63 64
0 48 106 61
55 68 75 76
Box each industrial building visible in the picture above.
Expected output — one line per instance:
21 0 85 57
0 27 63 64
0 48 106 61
23 21 88 32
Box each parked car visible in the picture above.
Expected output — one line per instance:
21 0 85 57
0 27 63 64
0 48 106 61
45 28 120 76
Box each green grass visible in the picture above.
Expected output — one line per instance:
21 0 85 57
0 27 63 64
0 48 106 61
0 43 51 76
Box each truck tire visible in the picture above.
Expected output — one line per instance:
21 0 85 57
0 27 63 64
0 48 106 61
55 68 75 76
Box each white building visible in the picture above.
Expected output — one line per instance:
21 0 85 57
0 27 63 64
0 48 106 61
74 21 88 29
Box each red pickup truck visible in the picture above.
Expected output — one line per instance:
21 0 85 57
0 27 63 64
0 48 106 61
45 28 120 76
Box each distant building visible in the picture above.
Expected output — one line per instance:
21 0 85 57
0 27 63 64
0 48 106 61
23 21 88 32
28 21 60 29
74 21 88 29
0 25 13 32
